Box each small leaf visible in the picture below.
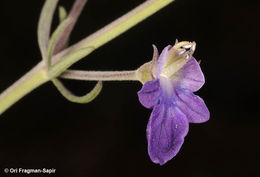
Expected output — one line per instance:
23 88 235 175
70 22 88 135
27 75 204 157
52 78 102 103
37 0 59 60
54 0 88 54
59 6 67 23
47 18 72 68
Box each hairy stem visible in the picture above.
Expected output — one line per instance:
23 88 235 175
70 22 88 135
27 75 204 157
60 70 138 81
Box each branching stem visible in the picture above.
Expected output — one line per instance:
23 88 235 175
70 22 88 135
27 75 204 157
0 0 175 115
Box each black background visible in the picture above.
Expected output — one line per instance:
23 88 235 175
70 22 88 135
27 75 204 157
0 0 259 177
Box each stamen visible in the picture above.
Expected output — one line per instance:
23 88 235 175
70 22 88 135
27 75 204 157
191 42 196 52
161 41 197 78
177 49 186 56
182 44 192 49
185 54 191 60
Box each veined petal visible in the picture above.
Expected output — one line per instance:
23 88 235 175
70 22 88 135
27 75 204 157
174 88 210 123
147 101 189 165
138 79 161 109
156 45 172 77
174 57 205 92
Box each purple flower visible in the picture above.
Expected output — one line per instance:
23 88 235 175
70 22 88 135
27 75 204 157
137 41 210 165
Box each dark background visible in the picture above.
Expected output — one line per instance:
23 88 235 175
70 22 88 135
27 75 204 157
0 0 259 176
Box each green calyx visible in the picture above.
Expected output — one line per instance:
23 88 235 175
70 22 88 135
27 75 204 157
136 45 159 84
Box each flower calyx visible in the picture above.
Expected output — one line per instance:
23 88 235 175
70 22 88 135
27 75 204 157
136 40 196 84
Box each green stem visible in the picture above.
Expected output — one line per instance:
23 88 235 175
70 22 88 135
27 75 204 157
60 70 138 81
0 0 175 115
0 62 48 115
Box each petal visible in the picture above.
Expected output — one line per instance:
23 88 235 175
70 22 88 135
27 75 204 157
146 102 189 165
156 45 172 77
137 79 161 109
174 88 210 123
175 57 205 92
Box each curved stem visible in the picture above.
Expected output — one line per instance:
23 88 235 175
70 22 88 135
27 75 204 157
60 70 138 81
0 0 175 115
52 78 102 103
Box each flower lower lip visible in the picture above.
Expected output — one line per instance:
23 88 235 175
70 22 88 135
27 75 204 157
159 75 174 97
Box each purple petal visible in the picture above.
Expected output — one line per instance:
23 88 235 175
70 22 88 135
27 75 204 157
174 88 210 123
138 79 161 109
146 102 189 165
156 45 172 77
176 57 205 92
